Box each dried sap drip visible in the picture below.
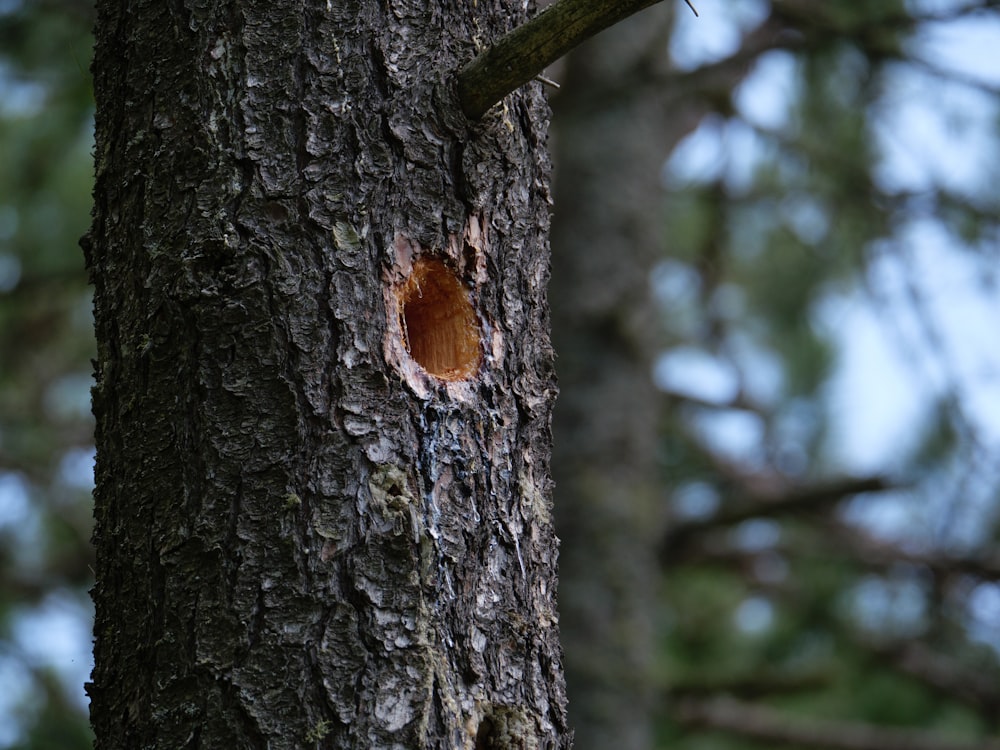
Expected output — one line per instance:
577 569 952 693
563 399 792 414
400 257 482 381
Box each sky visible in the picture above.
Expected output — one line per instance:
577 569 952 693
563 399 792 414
658 0 1000 635
662 0 1000 484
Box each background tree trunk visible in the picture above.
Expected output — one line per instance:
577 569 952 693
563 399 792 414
550 12 674 747
86 1 569 747
549 7 720 748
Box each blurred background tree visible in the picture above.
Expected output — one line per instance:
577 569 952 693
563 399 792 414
550 1 1000 749
4 0 1000 748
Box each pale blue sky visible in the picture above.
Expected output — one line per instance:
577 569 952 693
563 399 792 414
660 0 1000 637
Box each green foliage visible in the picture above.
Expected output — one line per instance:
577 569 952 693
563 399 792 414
5 1 1000 748
656 1 1000 748
0 1 95 747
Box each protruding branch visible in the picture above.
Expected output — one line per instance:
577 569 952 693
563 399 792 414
456 0 666 120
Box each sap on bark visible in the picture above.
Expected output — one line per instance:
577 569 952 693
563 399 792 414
398 256 481 381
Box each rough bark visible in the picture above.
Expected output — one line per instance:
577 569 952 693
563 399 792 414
86 1 568 748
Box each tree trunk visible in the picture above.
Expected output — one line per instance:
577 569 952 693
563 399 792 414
85 1 569 747
549 9 788 747
550 7 688 749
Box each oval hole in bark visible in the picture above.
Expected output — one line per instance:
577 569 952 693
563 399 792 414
400 257 481 380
